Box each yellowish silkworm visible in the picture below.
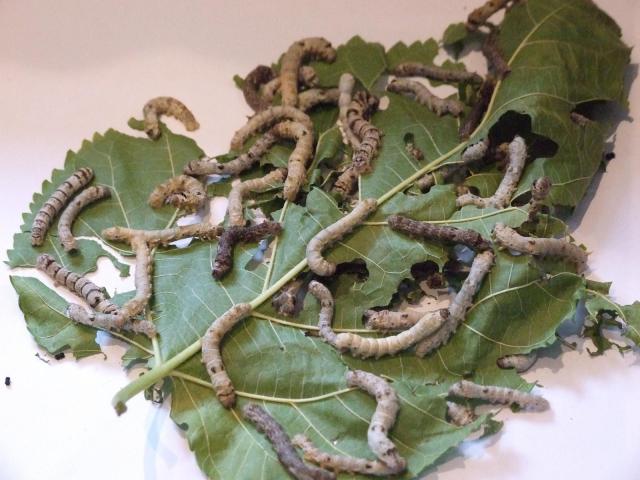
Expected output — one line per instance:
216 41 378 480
270 121 314 201
497 352 538 373
466 0 512 31
392 62 483 84
297 88 340 111
527 176 552 222
102 223 223 247
308 280 337 347
148 175 206 213
142 96 199 140
446 401 477 426
31 167 94 247
337 73 359 147
230 106 313 151
449 380 549 411
58 185 111 252
261 65 319 105
201 303 252 408
387 78 464 117
306 199 377 276
363 309 423 331
227 168 287 226
416 139 488 191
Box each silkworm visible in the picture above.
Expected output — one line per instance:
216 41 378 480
364 309 423 331
280 37 336 107
492 223 588 272
297 88 340 111
446 401 477 426
308 280 337 346
527 176 552 222
66 304 157 337
466 0 512 31
459 77 495 139
482 30 511 79
119 236 153 320
230 106 313 151
415 250 495 357
242 404 336 480
272 277 306 317
212 221 282 279
261 66 319 106
456 135 526 209
337 73 359 147
269 121 314 201
497 352 538 373
570 112 591 127
392 62 483 84
347 92 381 174
148 175 206 213
102 223 223 247
227 168 287 226
58 185 110 252
388 214 492 251
31 167 94 247
142 96 199 140
306 199 377 276
449 380 549 411
201 303 252 408
241 65 276 112
332 165 359 200
405 142 424 161
387 78 464 117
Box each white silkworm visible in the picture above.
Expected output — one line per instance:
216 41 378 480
102 223 223 247
456 136 526 209
142 96 199 140
497 352 538 373
201 303 252 408
308 280 337 347
227 168 287 226
527 176 552 222
306 198 377 276
492 223 588 273
449 380 550 411
392 62 483 84
148 175 206 213
58 185 111 252
280 37 336 107
31 167 94 247
364 309 423 332
261 65 319 105
387 78 464 117
467 0 513 31
337 73 359 147
297 88 340 111
446 401 477 426
270 121 314 201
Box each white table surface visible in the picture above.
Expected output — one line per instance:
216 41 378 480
1 1 639 479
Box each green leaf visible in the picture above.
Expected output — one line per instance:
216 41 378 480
442 23 468 47
386 39 439 69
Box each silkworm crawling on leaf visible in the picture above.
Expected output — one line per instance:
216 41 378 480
527 176 552 222
466 0 512 31
31 167 94 247
497 352 538 373
387 78 464 117
482 30 511 79
392 62 483 84
405 142 424 161
148 175 206 213
347 91 381 174
306 198 377 276
457 135 526 208
142 96 199 140
261 66 319 105
227 168 287 226
212 221 282 279
272 277 306 317
66 304 157 337
58 185 110 252
201 303 252 408
242 404 336 480
102 223 223 247
332 165 359 200
230 106 313 151
570 111 591 127
120 236 153 320
449 380 549 411
364 309 423 331
297 88 340 111
492 223 588 272
280 37 336 107
459 77 495 139
268 121 314 201
308 280 337 346
241 65 276 112
446 401 477 426
337 73 359 147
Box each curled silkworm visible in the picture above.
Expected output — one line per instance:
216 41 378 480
415 250 495 357
269 121 314 201
497 352 538 373
242 404 336 480
446 401 477 426
449 380 549 411
102 223 222 247
347 92 381 174
392 62 483 85
212 221 282 279
527 176 552 222
280 37 336 107
202 303 252 408
388 214 491 251
308 280 337 347
405 142 424 161
31 167 94 247
364 309 423 331
58 185 111 252
228 168 287 226
230 106 313 151
261 66 319 106
482 30 511 79
459 78 495 139
492 223 588 272
241 65 276 112
306 199 377 276
148 175 206 213
387 78 464 117
142 96 199 140
466 0 512 31
457 135 526 209
297 88 340 111
272 277 306 317
66 304 157 337
337 73 359 147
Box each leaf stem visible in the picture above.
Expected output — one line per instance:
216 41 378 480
252 311 373 333
261 201 289 292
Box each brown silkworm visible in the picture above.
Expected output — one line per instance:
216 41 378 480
405 142 424 161
212 221 282 279
241 65 276 112
449 380 549 411
297 88 340 111
270 121 314 201
492 223 588 272
230 106 313 151
392 62 483 84
261 66 319 106
306 199 377 276
388 214 492 251
337 73 359 147
58 185 111 252
148 175 206 213
482 30 511 79
457 136 526 209
466 0 512 31
364 309 423 332
446 401 477 426
387 78 464 117
347 92 381 174
201 303 252 408
242 404 336 480
332 165 359 200
142 96 199 140
228 168 287 226
308 280 337 347
102 223 222 247
272 277 306 317
31 167 94 247
527 176 552 222
66 304 157 337
459 78 495 139
570 112 591 127
497 352 538 373
280 37 336 107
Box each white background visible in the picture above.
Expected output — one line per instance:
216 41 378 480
1 1 639 479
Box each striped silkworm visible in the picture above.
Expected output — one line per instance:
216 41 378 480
66 304 157 337
527 177 552 222
392 62 483 85
270 121 314 201
387 78 464 117
337 73 359 147
31 167 94 247
212 221 282 279
241 65 276 112
297 88 340 112
148 175 206 213
308 280 337 347
415 250 495 357
459 77 495 139
227 168 287 226
482 30 511 79
416 139 488 191
306 199 377 276
332 164 359 200
142 96 199 140
449 380 550 411
388 214 492 251
261 66 319 106
280 37 336 107
457 136 526 209
446 401 477 426
497 352 538 373
492 223 588 272
364 309 423 332
201 303 252 408
242 404 336 480
230 106 313 151
102 223 223 247
466 0 513 31
405 142 424 161
272 277 306 317
58 185 110 252
347 91 381 174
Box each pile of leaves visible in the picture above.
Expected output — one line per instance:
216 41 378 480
8 0 639 478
